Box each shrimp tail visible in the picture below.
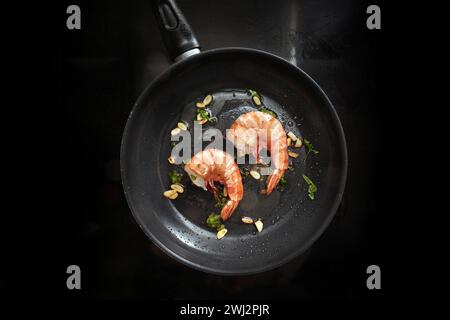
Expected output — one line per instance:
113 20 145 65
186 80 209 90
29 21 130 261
220 200 239 221
266 170 284 195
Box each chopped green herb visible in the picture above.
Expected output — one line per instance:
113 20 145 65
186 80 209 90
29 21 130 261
190 174 197 181
169 170 183 184
302 174 317 200
206 213 223 231
215 193 228 209
213 185 229 209
239 166 250 178
196 108 217 124
248 89 264 106
303 139 319 162
279 175 288 188
260 106 278 118
248 89 260 98
197 108 210 120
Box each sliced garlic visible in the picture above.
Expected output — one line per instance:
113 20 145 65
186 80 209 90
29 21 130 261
196 113 203 121
254 220 263 232
252 95 262 106
217 228 228 239
287 131 297 141
286 137 292 146
171 184 184 193
163 189 178 199
171 127 181 136
250 170 260 180
168 156 176 164
196 102 205 108
177 122 188 131
288 151 299 158
203 94 213 106
295 139 302 148
241 216 254 224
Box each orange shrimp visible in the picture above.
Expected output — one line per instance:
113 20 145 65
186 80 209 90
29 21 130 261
227 111 288 194
184 148 243 221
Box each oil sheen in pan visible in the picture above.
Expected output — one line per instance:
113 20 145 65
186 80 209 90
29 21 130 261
164 89 307 236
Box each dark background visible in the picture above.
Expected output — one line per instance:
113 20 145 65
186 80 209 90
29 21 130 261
3 0 384 300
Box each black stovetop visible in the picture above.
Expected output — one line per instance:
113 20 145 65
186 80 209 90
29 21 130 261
43 0 383 299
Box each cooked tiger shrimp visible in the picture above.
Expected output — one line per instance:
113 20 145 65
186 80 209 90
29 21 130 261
227 111 288 194
184 148 243 221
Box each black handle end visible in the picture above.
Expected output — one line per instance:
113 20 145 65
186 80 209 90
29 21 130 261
152 0 200 61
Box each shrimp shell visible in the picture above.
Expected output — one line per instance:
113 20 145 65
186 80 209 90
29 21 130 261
227 111 288 194
184 148 243 220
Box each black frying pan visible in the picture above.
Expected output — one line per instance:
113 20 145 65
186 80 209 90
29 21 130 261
121 0 347 275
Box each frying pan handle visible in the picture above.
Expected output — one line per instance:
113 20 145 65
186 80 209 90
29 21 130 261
151 0 200 61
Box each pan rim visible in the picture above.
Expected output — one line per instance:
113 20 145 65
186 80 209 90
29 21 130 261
120 47 348 275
